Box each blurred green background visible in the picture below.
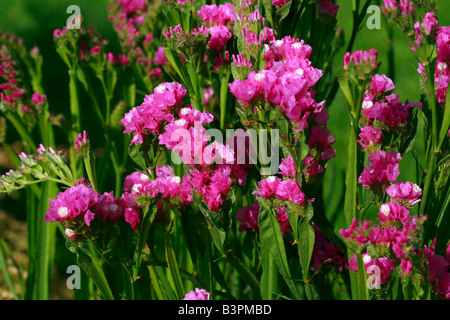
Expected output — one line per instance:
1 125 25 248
1 0 450 299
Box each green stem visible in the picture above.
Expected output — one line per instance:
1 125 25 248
69 68 81 180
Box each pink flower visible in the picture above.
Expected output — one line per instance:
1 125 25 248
118 0 146 15
272 0 291 7
120 82 187 144
208 25 232 52
74 130 90 157
357 125 382 153
44 184 99 223
275 179 306 206
339 218 372 246
343 49 378 71
348 253 396 285
422 12 439 36
358 150 401 193
377 201 411 226
385 181 422 205
279 155 296 179
319 0 339 17
183 288 210 300
236 200 260 233
153 46 168 65
197 3 235 26
95 192 124 223
368 74 395 98
253 176 282 199
31 92 46 105
124 207 140 230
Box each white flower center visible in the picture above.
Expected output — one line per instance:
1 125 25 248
132 183 142 193
140 173 149 181
438 62 448 71
291 42 303 49
362 100 374 109
380 204 390 217
65 228 75 238
274 40 283 47
180 107 190 115
109 204 119 212
363 255 372 264
170 176 181 184
254 72 266 81
264 44 270 52
58 207 69 218
267 176 276 183
155 85 167 94
295 68 304 76
413 184 422 193
175 119 187 126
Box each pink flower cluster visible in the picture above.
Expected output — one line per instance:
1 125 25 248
343 49 378 71
361 73 421 128
182 288 210 300
385 181 422 206
44 183 125 240
358 149 401 193
425 243 450 300
348 253 396 286
272 0 291 7
230 36 326 133
236 200 291 236
319 0 339 18
357 125 383 154
382 0 414 18
120 82 187 145
253 175 306 207
117 0 146 15
435 26 450 104
0 45 24 108
197 3 235 26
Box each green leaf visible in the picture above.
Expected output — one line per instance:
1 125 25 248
128 142 148 171
133 198 159 280
344 129 358 225
298 208 315 281
337 74 354 110
257 198 302 299
399 108 418 155
226 254 261 299
260 244 277 300
77 245 114 300
261 0 274 29
356 253 369 300
164 232 186 300
0 239 19 300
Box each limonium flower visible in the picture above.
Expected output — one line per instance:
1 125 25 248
197 3 235 26
377 200 411 227
385 181 422 206
120 82 187 145
348 253 396 285
44 184 100 225
339 218 372 247
358 149 401 193
183 288 210 300
74 130 90 157
272 0 291 7
435 26 450 104
357 125 383 154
